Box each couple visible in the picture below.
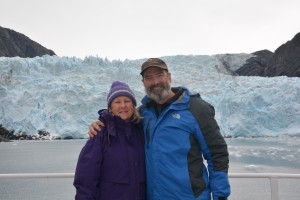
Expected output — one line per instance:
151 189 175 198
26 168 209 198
73 58 231 200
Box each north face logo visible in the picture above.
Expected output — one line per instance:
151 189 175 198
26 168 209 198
172 113 180 119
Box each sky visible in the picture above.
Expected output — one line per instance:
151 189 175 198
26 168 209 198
1 0 300 60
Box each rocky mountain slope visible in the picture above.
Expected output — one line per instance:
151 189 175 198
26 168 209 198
236 32 300 77
0 26 56 58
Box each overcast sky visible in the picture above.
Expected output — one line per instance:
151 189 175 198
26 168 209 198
1 0 300 60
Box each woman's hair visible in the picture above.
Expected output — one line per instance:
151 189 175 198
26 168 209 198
131 106 141 123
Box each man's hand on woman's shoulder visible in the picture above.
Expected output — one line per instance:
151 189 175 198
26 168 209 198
88 121 105 138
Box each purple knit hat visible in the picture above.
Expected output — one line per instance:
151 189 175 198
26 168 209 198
107 81 137 107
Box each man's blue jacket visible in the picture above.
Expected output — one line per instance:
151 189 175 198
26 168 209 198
140 87 230 200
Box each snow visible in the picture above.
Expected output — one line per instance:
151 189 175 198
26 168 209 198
0 54 299 138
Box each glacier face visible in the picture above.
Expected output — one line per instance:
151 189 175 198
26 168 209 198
0 55 299 138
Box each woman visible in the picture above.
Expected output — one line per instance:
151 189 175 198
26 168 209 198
73 81 146 200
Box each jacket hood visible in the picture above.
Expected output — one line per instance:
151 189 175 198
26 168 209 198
97 109 136 138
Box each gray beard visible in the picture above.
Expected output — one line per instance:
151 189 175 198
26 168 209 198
145 83 171 103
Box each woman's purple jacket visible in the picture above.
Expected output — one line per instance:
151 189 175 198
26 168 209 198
73 109 146 200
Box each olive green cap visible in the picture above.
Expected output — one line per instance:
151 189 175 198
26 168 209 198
140 58 168 75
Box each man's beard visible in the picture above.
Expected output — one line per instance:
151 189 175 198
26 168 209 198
145 82 171 103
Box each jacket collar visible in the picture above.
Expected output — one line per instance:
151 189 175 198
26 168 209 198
98 109 133 137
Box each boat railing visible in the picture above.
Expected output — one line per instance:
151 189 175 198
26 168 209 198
1 173 300 200
229 173 300 200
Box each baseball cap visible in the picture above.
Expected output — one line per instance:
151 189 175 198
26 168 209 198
140 58 168 75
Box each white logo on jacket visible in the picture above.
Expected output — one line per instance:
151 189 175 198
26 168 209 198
172 113 180 119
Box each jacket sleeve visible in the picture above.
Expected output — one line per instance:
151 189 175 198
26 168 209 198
73 132 104 200
191 98 230 200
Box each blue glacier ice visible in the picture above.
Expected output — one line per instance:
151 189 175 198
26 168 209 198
0 55 299 139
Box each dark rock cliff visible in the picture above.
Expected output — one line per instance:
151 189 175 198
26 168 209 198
236 50 273 76
0 26 56 58
266 32 300 77
236 32 300 77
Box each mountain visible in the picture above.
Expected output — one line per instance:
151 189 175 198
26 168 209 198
236 32 300 77
0 26 56 58
0 29 299 141
1 26 299 76
267 32 300 77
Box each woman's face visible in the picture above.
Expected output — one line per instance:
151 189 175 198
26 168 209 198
110 96 134 122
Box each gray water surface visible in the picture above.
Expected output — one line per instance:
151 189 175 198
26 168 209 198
0 138 299 200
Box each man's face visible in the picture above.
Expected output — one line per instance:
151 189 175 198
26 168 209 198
142 67 171 103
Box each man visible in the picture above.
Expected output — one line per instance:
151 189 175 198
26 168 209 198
89 58 230 200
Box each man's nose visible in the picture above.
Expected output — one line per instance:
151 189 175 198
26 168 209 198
152 76 160 84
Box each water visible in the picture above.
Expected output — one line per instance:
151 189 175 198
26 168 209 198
0 138 299 200
0 140 83 200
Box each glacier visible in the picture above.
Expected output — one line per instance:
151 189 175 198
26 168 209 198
0 55 299 139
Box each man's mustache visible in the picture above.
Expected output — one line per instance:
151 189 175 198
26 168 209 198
149 83 165 91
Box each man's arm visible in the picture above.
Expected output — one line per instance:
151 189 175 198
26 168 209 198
189 97 230 200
